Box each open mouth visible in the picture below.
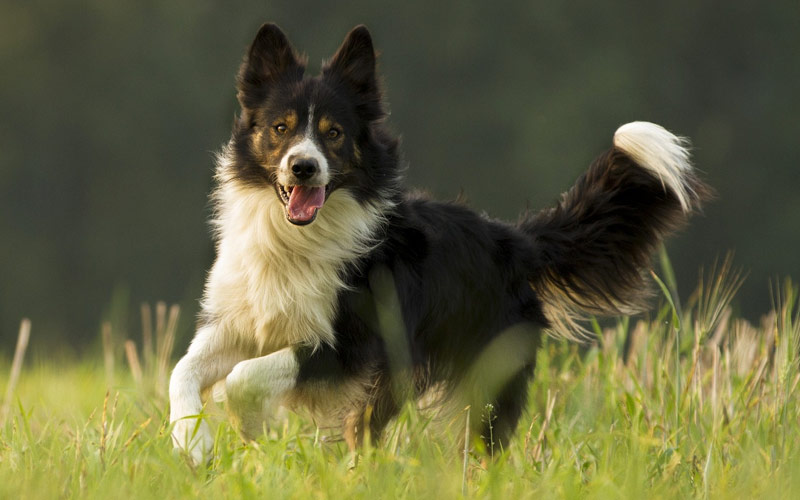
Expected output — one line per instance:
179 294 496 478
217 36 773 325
278 184 330 226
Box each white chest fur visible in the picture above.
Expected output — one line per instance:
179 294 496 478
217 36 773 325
202 179 385 354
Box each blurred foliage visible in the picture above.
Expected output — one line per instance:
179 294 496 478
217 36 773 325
1 0 798 351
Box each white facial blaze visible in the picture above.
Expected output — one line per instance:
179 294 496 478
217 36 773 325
306 104 315 136
277 104 329 186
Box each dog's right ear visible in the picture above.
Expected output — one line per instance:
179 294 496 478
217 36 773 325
237 23 305 112
323 25 384 121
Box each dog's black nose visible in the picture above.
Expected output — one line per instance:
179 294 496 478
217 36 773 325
291 158 318 180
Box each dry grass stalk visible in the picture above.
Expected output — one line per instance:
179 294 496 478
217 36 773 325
790 372 800 398
522 414 540 458
99 390 109 470
155 301 167 358
731 320 759 377
711 346 720 431
1 318 31 423
696 350 704 414
696 254 746 337
140 303 154 372
769 280 800 389
125 340 143 386
531 390 557 467
722 342 733 421
156 304 180 397
111 390 119 425
708 307 732 348
681 325 703 411
624 320 647 369
134 301 181 396
101 321 114 387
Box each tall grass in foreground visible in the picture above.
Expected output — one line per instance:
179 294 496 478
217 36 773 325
1 263 799 499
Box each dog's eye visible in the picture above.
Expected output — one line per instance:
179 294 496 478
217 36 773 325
274 124 288 135
327 128 341 140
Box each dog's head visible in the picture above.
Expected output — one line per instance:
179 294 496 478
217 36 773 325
229 24 399 226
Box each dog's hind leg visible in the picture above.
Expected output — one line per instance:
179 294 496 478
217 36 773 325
342 381 400 451
478 363 535 455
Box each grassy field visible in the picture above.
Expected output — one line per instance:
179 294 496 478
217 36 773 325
2 258 799 499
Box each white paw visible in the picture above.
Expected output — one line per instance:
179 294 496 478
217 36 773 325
171 417 214 465
225 362 270 440
224 350 299 440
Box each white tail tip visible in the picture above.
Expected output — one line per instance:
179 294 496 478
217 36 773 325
613 121 695 212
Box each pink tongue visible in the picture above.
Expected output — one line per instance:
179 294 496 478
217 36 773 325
287 186 326 222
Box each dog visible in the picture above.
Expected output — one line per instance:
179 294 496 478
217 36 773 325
169 23 710 464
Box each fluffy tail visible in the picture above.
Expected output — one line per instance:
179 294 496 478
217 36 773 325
520 121 712 339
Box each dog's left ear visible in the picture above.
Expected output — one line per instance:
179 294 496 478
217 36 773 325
324 25 383 119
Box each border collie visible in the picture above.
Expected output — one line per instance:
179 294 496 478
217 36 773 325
169 23 710 464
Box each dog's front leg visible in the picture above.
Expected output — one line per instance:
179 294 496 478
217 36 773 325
169 324 245 464
225 347 299 440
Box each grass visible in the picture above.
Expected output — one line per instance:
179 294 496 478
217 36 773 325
2 262 800 499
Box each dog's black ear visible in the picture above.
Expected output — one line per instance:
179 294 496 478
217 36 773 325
325 25 376 93
237 23 304 111
323 25 384 120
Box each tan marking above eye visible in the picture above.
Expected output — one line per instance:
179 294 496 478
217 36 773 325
319 116 343 140
271 110 298 136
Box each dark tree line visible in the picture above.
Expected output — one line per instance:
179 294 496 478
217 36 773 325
1 0 798 352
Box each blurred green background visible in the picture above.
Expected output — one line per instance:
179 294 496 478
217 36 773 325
1 0 798 354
